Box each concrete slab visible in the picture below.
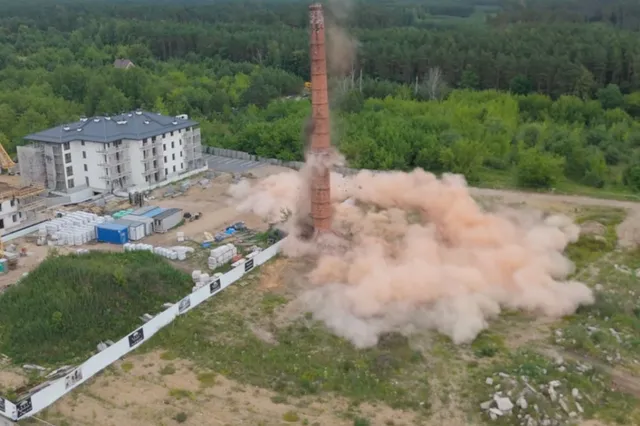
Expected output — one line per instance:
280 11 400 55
204 155 263 173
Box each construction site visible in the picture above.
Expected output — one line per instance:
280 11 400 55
1 4 640 426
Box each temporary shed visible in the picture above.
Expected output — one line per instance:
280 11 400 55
131 206 161 216
153 208 183 233
121 214 154 235
114 219 146 241
141 207 166 218
95 223 129 244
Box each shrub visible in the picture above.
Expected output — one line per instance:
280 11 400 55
282 411 300 422
0 251 192 364
174 412 188 423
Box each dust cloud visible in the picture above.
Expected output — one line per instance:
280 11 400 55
229 167 595 347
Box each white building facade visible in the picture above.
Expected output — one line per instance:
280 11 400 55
19 111 204 193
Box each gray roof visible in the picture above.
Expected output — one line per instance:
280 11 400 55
114 59 135 69
24 111 198 144
153 208 183 221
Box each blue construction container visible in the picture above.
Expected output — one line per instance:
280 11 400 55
95 223 129 244
141 207 166 218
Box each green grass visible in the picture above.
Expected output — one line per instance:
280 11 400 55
148 271 431 412
478 168 640 202
0 251 192 365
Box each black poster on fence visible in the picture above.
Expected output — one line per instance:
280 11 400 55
209 278 221 294
0 396 5 413
244 258 254 272
128 328 145 348
178 297 191 314
16 398 32 418
65 368 83 390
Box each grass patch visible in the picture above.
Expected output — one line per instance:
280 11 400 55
173 412 188 423
282 411 300 422
121 362 133 373
0 251 192 365
169 388 194 400
149 273 430 411
160 364 176 375
470 331 506 358
197 371 216 387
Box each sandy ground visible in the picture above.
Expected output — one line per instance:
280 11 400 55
1 168 639 425
42 350 418 426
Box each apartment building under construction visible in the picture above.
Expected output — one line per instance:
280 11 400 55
18 111 204 194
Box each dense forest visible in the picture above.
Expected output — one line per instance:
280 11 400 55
2 0 640 195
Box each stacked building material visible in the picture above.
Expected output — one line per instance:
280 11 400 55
208 244 237 270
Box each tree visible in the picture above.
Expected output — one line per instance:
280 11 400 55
509 75 532 95
516 147 564 189
459 67 480 90
597 84 624 110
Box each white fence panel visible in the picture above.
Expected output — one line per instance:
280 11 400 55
2 239 284 422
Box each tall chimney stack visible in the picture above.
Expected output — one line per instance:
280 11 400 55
308 3 332 234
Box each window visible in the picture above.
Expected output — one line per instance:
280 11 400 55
163 144 166 151
85 177 90 186
154 172 159 181
153 160 157 168
173 165 176 172
181 163 183 169
0 219 4 229
117 165 121 174
171 141 174 149
104 155 107 163
179 139 182 146
165 168 168 176
143 138 148 144
68 178 75 189
152 136 156 142
143 151 147 159
19 212 22 218
172 153 175 160
63 142 70 150
145 176 149 182
81 141 85 146
10 199 15 207
106 143 110 148
64 153 71 163
66 166 73 177
171 131 174 136
84 164 88 172
82 151 87 159
163 133 166 139
152 148 156 155
164 156 167 163
12 214 17 222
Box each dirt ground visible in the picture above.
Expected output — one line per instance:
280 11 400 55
2 168 640 426
38 350 418 426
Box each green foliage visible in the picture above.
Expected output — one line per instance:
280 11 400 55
516 147 564 189
173 412 188 423
282 411 300 422
0 251 192 364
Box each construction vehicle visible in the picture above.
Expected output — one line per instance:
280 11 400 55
0 140 15 175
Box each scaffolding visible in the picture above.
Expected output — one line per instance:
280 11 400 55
141 138 164 184
184 127 204 171
98 142 132 190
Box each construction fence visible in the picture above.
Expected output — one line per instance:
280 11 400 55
0 239 284 423
201 146 364 176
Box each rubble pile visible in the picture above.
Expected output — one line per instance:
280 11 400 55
479 361 597 425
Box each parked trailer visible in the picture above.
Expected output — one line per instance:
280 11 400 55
95 223 129 244
152 208 183 233
114 219 146 241
131 205 162 217
120 214 154 235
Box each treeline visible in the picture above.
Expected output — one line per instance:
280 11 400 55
214 88 640 193
493 0 640 31
1 0 640 96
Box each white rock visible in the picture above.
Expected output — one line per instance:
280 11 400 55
495 397 514 412
549 380 561 388
559 398 569 413
517 396 528 409
548 387 558 402
595 284 604 291
489 412 498 421
571 388 580 399
569 412 577 418
558 366 566 372
576 402 584 413
480 400 493 410
498 372 510 378
486 377 494 385
489 408 504 417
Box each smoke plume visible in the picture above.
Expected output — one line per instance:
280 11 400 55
229 167 594 347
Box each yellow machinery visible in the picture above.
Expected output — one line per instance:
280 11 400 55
0 141 15 173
